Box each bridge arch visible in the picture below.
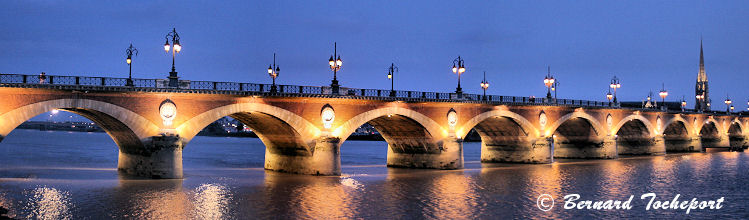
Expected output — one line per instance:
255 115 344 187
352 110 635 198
333 106 460 169
697 117 723 135
458 109 539 140
729 119 744 135
333 106 445 143
546 111 605 138
612 115 665 155
176 102 321 154
662 116 694 137
548 111 615 159
457 109 545 163
611 114 656 137
662 117 697 152
0 99 160 153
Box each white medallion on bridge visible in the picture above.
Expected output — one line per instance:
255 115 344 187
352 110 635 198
539 111 547 130
159 99 177 127
606 114 613 130
447 108 457 128
321 104 335 129
656 116 662 134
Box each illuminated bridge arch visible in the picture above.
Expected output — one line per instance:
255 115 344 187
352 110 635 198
546 111 605 138
0 99 160 152
611 114 656 137
662 116 694 137
459 109 539 140
333 106 445 144
176 102 321 154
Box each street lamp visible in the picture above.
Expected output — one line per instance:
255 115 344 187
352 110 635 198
480 71 490 100
658 83 668 107
551 79 559 99
606 89 613 104
681 97 687 112
125 43 138 87
164 28 182 87
267 53 280 93
543 66 555 100
452 56 466 97
609 76 621 103
724 97 732 113
387 63 398 97
328 42 343 94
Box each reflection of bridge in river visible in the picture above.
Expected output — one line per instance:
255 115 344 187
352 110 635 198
1 73 746 179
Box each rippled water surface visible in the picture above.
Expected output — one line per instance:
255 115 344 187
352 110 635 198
1 130 749 219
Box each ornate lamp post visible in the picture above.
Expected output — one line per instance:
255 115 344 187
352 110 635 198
724 97 732 113
606 89 613 104
267 53 280 93
387 63 398 97
681 97 687 112
164 28 182 87
543 66 555 100
452 56 466 98
551 79 559 99
610 76 621 103
480 71 490 100
658 83 668 109
328 42 342 94
125 43 138 87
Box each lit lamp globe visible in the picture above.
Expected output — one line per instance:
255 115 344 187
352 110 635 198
159 99 177 127
321 105 335 129
447 109 458 128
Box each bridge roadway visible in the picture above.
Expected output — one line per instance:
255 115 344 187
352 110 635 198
0 73 747 178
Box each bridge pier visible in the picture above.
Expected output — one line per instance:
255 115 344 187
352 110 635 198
264 137 342 175
665 136 702 152
701 134 730 149
117 135 184 179
729 135 748 150
386 138 463 169
617 135 666 155
554 136 617 159
481 137 553 163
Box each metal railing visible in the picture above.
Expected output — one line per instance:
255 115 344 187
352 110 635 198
0 73 705 111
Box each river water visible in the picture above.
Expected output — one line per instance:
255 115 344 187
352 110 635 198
0 129 748 219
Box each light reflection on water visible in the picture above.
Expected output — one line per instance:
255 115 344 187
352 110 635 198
24 187 72 220
0 130 748 218
192 183 232 219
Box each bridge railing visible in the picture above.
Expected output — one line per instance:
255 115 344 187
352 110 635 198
0 73 618 108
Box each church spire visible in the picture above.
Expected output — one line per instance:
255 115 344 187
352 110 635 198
698 38 707 82
695 39 710 111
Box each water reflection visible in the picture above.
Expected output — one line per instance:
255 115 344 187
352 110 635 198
423 171 478 219
24 187 72 220
261 172 358 219
191 183 232 219
600 160 634 197
113 179 188 219
2 131 749 218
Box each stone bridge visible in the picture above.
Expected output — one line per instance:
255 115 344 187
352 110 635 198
1 74 747 179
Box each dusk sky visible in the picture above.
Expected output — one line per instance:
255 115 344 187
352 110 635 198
3 1 749 122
